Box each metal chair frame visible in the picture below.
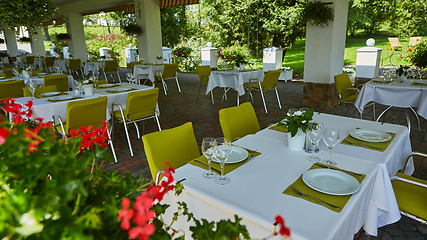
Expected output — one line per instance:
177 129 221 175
246 77 282 113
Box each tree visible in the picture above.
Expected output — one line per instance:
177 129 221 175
161 6 188 47
389 0 427 37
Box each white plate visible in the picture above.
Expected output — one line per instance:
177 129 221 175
373 78 392 83
211 146 248 164
51 95 76 101
98 84 115 88
349 129 391 142
415 80 427 85
113 87 132 92
40 91 61 97
36 73 47 76
0 79 13 82
302 169 360 195
0 77 5 79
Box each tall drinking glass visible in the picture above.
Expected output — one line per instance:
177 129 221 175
214 137 232 185
28 80 36 100
201 138 216 179
306 122 324 162
322 128 339 167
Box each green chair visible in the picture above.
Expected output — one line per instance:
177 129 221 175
44 74 69 92
154 63 180 95
56 96 117 163
247 69 282 113
44 57 55 72
219 102 260 142
142 122 200 179
100 60 121 83
113 88 161 156
67 59 83 77
0 80 25 100
196 65 214 104
391 152 427 224
23 85 58 97
25 56 35 65
333 72 375 120
2 68 14 78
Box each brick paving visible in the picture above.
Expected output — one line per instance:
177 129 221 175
106 70 427 240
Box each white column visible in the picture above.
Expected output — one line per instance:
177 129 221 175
303 0 349 84
2 25 19 57
134 0 163 63
30 26 46 56
65 12 87 61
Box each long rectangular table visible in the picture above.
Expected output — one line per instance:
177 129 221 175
162 113 413 240
15 83 155 123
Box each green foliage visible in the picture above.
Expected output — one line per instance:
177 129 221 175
302 0 334 27
172 46 193 71
189 215 250 240
122 23 142 36
405 40 427 69
0 101 147 239
389 0 427 37
278 108 314 137
18 37 31 43
0 0 57 35
219 43 252 66
347 0 371 37
55 33 70 41
350 0 391 35
161 6 188 47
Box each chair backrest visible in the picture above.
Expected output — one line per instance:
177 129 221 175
68 59 81 70
2 68 14 78
261 69 281 90
8 57 16 64
104 60 118 72
45 57 55 67
219 102 261 141
125 88 159 120
0 80 25 100
161 63 178 79
23 85 58 97
409 37 422 47
388 38 401 47
32 70 43 75
26 56 35 65
96 79 108 87
44 74 69 92
65 96 108 132
334 73 354 99
196 65 211 84
130 61 143 71
142 122 201 179
0 73 5 78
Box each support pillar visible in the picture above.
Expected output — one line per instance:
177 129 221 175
302 0 349 109
2 25 19 57
134 0 163 63
30 26 46 56
65 12 87 61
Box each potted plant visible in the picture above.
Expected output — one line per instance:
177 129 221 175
156 56 164 64
219 43 251 67
302 0 334 27
396 65 410 82
278 108 314 150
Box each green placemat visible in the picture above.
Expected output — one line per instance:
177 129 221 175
47 96 81 102
36 92 68 99
268 123 287 133
341 132 396 152
189 147 261 175
107 88 136 93
283 163 366 212
411 82 427 86
98 84 120 89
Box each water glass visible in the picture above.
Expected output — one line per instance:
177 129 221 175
322 128 340 167
28 80 36 99
306 122 324 162
201 138 216 179
214 137 232 185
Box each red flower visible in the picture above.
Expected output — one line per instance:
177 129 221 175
275 215 291 236
70 121 109 151
0 127 10 144
128 224 155 240
117 197 134 230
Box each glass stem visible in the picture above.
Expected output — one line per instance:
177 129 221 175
220 162 225 179
312 142 316 157
208 159 212 173
328 147 332 162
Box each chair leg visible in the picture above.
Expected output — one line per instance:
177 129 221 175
210 90 214 104
333 102 340 115
106 128 118 163
259 83 267 113
104 72 108 82
122 120 134 157
372 103 376 121
409 107 421 132
133 121 140 139
175 77 181 92
274 87 282 109
155 115 162 131
161 79 168 95
117 71 122 83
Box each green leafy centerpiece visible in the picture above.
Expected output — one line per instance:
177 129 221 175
278 108 314 150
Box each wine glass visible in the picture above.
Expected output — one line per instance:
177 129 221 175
12 68 19 78
126 73 133 87
306 122 324 162
287 108 298 115
322 128 340 167
28 80 36 99
201 138 216 179
54 66 61 74
213 137 232 185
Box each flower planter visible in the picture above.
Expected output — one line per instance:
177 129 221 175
287 131 306 151
84 85 94 95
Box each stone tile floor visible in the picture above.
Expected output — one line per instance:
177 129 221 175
105 71 427 240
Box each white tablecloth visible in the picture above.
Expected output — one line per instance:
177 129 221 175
162 113 413 240
21 74 74 90
16 56 25 67
15 83 154 123
206 70 264 96
34 58 44 69
53 60 68 74
355 80 427 120
84 61 106 76
133 64 164 83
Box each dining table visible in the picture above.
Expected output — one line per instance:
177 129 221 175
14 83 156 123
20 73 75 89
354 78 427 132
53 59 68 74
161 113 413 240
34 57 44 70
84 61 107 76
133 64 164 85
206 69 264 105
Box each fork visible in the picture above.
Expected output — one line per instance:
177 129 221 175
342 139 383 151
290 186 340 210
